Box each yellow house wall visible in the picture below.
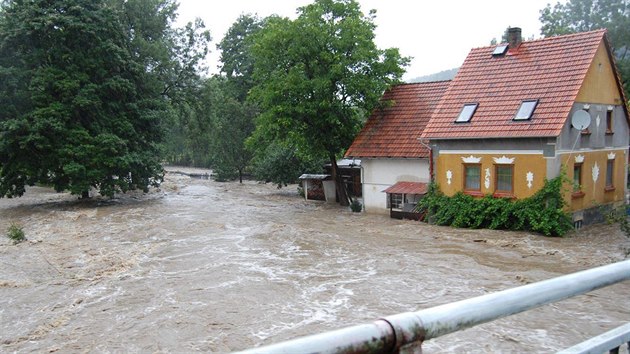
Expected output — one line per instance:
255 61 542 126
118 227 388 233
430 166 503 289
575 40 624 105
564 149 627 212
435 153 547 199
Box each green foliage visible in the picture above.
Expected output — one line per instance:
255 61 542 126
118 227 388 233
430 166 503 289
217 13 264 102
604 204 630 238
417 176 573 236
211 97 258 183
539 0 630 99
250 142 325 188
6 224 25 244
249 0 409 195
0 0 206 197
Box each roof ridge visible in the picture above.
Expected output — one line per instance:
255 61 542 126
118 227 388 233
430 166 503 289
473 28 607 51
393 80 452 87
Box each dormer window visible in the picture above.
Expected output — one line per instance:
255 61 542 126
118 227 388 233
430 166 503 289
492 44 508 56
514 99 538 121
455 103 478 123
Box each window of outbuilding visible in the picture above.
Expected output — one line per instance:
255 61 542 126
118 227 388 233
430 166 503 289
455 103 478 123
387 193 403 209
514 100 538 120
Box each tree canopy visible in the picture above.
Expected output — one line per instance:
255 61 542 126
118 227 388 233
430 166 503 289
0 0 209 198
249 0 409 203
540 0 630 99
217 13 264 102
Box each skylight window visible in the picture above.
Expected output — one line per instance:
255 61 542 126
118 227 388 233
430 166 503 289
492 44 509 56
514 100 538 120
455 103 478 123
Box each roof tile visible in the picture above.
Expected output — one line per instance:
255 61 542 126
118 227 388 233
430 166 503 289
422 30 607 139
345 80 450 158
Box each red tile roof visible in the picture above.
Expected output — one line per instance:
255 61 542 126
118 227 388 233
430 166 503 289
345 81 450 158
382 181 428 195
422 29 609 139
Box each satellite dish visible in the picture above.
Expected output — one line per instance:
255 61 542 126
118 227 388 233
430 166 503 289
571 110 591 130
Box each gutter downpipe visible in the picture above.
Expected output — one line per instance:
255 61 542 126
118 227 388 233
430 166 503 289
354 157 365 211
418 138 433 182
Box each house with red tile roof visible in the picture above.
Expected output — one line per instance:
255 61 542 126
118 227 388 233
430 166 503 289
421 28 629 225
345 80 450 216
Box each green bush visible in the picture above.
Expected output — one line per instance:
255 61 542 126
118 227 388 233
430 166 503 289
416 175 573 236
350 199 362 212
604 204 630 239
6 224 26 244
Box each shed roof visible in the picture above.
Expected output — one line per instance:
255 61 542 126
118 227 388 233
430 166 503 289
299 174 330 180
422 29 613 139
382 181 428 195
345 80 450 158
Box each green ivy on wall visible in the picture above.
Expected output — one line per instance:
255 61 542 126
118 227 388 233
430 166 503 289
416 175 573 236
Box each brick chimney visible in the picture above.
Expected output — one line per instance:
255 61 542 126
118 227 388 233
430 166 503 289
508 27 522 49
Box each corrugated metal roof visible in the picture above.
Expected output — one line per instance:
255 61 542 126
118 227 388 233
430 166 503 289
299 174 330 180
345 81 450 158
382 181 428 195
422 29 608 140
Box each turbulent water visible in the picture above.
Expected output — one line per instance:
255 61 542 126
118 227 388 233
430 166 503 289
1 167 629 353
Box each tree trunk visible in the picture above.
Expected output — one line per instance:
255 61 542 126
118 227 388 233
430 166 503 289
239 168 243 184
330 154 350 206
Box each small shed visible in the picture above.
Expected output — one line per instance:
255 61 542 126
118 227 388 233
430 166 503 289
382 181 428 220
299 174 337 202
323 159 362 197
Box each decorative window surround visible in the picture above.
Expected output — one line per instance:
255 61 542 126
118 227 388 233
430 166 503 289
461 155 481 163
493 156 515 164
574 154 585 163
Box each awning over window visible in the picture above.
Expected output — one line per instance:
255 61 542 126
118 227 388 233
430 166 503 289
382 181 428 195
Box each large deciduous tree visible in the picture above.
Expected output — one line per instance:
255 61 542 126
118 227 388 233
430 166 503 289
540 0 630 99
0 0 209 198
208 14 263 183
217 13 264 102
250 0 408 205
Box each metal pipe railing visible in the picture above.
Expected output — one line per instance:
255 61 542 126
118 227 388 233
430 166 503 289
556 322 630 354
236 260 630 354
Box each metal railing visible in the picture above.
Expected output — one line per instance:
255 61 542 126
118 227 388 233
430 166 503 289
557 322 630 354
236 260 630 354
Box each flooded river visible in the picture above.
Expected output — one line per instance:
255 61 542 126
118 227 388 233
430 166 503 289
1 167 629 353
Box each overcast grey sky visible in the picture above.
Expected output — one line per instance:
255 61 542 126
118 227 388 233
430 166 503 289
176 0 557 80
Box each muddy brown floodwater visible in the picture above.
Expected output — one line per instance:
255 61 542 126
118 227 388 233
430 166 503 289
1 167 629 353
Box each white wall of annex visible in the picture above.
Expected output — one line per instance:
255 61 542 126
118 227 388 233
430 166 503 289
361 158 429 214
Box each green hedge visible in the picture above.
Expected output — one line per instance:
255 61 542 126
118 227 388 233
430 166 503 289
416 176 573 236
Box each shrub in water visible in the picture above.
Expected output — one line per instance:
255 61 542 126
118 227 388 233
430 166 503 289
7 224 26 244
350 199 362 212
